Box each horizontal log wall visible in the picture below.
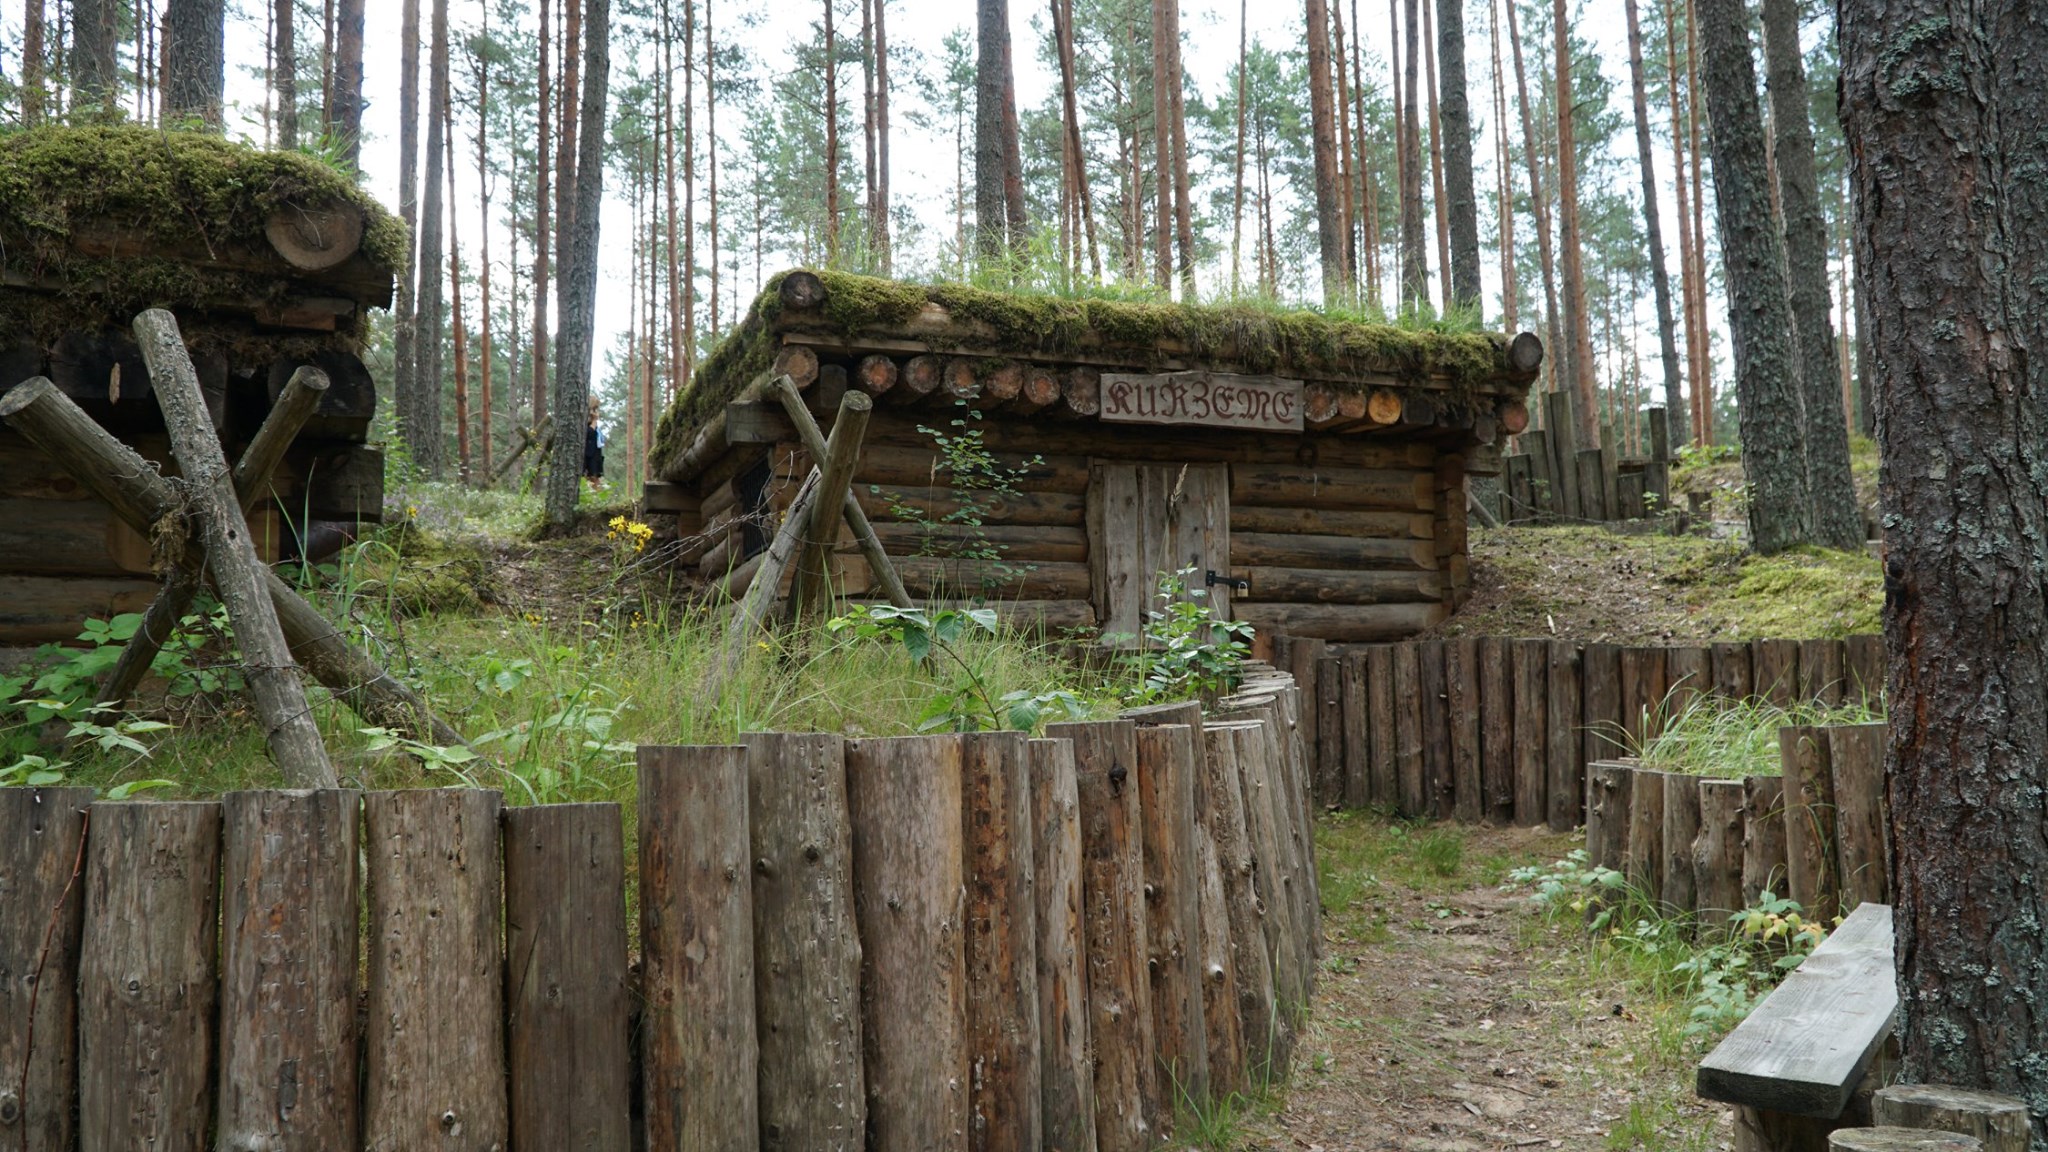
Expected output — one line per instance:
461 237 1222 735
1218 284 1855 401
1291 633 1885 834
0 667 1321 1152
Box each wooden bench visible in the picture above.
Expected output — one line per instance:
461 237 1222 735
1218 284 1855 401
1697 902 1898 1151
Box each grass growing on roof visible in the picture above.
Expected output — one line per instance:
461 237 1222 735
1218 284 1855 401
652 268 1522 469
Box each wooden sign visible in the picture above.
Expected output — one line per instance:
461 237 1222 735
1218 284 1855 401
1100 371 1305 432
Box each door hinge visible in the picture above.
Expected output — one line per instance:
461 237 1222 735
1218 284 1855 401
1205 569 1248 593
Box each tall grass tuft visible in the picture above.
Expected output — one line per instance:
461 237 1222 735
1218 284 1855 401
1623 690 1884 779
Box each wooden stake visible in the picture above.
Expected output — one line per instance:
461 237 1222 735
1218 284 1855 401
137 309 334 788
1827 723 1889 911
769 373 912 609
1545 639 1582 830
1625 767 1667 903
1195 724 1281 1086
1512 638 1548 826
1366 645 1399 809
1135 723 1211 1109
1780 725 1841 923
1743 775 1790 904
1660 771 1701 916
744 732 865 1149
1586 761 1633 873
1694 778 1747 932
791 389 875 619
1448 637 1483 822
963 731 1044 1152
1027 737 1100 1152
1393 643 1426 816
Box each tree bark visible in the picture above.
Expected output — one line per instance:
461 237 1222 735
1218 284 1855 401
1421 0 1450 308
1759 0 1861 549
393 0 421 473
23 0 45 124
1399 0 1428 308
1488 0 1515 329
1840 0 2048 1132
1665 0 1703 446
1231 0 1249 293
824 0 840 263
545 0 608 531
1435 0 1481 312
163 0 225 128
273 0 296 146
1625 0 1687 446
1152 0 1173 290
974 0 1009 262
472 22 494 478
998 0 1028 254
72 0 118 113
1505 0 1564 391
1307 0 1349 305
1687 0 1712 442
532 0 552 433
447 97 470 485
1698 0 1811 553
407 0 449 481
1553 0 1598 441
329 0 364 165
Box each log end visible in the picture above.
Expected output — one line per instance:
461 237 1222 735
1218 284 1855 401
1499 401 1531 435
0 375 55 418
1508 331 1545 374
1366 389 1404 426
265 202 367 271
778 270 828 311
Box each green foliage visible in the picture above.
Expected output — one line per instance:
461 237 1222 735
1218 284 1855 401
878 408 1040 590
828 604 1091 734
1628 692 1885 779
0 605 244 741
1122 567 1255 705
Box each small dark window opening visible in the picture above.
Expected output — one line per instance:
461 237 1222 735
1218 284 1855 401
735 454 774 562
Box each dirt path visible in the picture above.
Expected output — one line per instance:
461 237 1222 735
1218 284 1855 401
1246 822 1725 1152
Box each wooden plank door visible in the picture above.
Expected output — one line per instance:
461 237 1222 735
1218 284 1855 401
1090 462 1231 639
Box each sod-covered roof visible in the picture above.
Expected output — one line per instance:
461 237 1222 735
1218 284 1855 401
0 124 404 343
653 269 1536 468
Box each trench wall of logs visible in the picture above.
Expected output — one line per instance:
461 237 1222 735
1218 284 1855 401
658 345 1522 644
0 672 1320 1152
1274 632 1889 922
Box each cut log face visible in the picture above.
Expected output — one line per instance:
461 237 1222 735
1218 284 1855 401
264 202 366 271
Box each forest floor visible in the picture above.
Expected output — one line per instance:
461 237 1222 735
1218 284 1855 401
1244 817 1726 1152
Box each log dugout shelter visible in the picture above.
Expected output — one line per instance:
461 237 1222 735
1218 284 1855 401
0 125 401 643
650 271 1542 642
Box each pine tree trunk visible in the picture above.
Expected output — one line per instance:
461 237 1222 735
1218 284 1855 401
1841 3 2048 1130
23 0 45 124
1759 0 1861 549
1488 0 1515 331
331 0 363 165
558 0 580 300
531 0 551 433
974 0 1009 262
1687 0 1711 442
707 0 720 329
72 0 117 113
998 3 1027 255
409 0 449 480
474 31 493 479
1435 0 1480 312
1664 0 1702 445
447 104 470 485
1422 0 1450 308
1054 0 1099 281
1552 0 1598 442
1231 0 1248 294
1152 0 1173 289
546 0 608 531
1167 1 1193 297
163 0 224 128
824 0 839 263
274 0 296 146
1697 0 1810 553
662 0 684 407
680 0 696 399
1398 0 1428 308
1352 0 1378 303
393 0 422 466
862 0 877 254
873 0 891 273
1332 3 1357 295
1306 0 1348 304
1623 0 1685 446
1505 0 1562 385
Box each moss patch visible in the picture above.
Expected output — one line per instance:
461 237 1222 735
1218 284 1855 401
0 124 404 344
654 269 1525 469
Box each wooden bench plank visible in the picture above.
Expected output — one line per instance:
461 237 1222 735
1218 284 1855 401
1698 902 1896 1119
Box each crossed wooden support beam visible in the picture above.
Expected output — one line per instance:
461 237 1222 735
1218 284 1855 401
0 310 465 789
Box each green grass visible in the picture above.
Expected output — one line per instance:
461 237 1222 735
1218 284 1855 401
1630 692 1885 779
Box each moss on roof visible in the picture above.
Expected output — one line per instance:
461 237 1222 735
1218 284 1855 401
653 269 1525 473
0 124 404 344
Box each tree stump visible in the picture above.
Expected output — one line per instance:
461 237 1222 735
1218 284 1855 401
1872 1085 2029 1152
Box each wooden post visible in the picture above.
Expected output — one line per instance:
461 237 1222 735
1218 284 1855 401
1743 776 1790 904
1753 638 1802 708
216 790 359 1152
1585 761 1634 873
1477 637 1514 823
1511 638 1548 826
791 390 875 618
361 788 508 1152
964 731 1045 1152
77 800 221 1152
1666 646 1710 718
1801 638 1846 706
0 377 466 747
1644 407 1671 508
1366 646 1398 809
1582 642 1625 766
1780 726 1842 923
1135 724 1210 1111
1416 641 1450 818
1392 643 1426 816
1827 723 1890 911
1044 720 1157 1152
1620 646 1670 750
0 787 91 1151
771 375 913 609
639 747 760 1152
1576 448 1608 520
712 469 822 682
1340 654 1369 809
1546 639 1583 831
1225 721 1302 1054
1625 767 1667 904
1195 724 1280 1085
1027 738 1101 1152
1694 779 1748 932
743 733 865 1149
1873 1085 2031 1152
1317 654 1345 807
1446 637 1483 822
846 735 969 1152
1660 773 1702 917
1543 390 1583 518
1712 642 1755 701
503 803 631 1151
139 309 335 788
1844 634 1885 707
